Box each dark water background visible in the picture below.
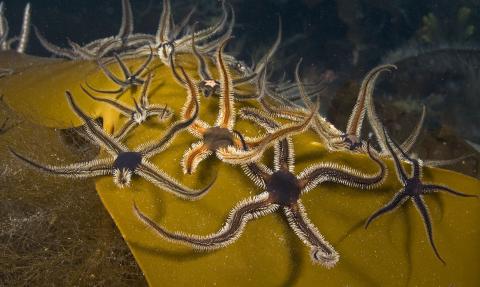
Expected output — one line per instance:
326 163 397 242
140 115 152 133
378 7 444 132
4 0 479 148
5 0 440 71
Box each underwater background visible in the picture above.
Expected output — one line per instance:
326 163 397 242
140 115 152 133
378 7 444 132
1 0 479 286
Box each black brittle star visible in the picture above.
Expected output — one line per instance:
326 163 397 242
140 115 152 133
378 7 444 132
10 91 213 200
85 45 154 98
81 73 171 140
134 110 386 267
365 126 478 264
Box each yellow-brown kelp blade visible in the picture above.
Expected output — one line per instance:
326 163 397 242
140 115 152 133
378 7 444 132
2 53 479 286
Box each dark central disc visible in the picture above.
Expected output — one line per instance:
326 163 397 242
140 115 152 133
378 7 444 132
404 178 422 196
113 152 142 171
266 170 301 206
203 127 234 151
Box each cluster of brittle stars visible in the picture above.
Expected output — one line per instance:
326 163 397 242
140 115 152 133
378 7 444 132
5 0 477 269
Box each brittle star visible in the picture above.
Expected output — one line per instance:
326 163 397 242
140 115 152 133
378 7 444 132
10 91 214 200
0 2 31 53
150 0 232 65
256 59 345 149
334 64 475 168
134 111 385 267
215 60 319 166
34 0 153 60
174 39 317 173
81 73 172 140
183 15 282 99
336 64 400 152
364 126 478 264
85 46 154 98
258 64 426 156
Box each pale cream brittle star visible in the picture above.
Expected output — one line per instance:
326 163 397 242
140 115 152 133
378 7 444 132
256 59 344 150
34 0 153 60
10 90 213 200
365 126 478 264
81 73 172 140
259 64 424 155
0 2 31 53
174 39 317 173
133 112 386 267
336 64 475 171
149 0 233 65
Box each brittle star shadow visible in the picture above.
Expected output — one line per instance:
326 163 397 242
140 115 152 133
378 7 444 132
335 205 421 287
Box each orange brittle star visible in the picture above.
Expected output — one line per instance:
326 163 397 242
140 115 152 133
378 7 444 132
172 38 317 173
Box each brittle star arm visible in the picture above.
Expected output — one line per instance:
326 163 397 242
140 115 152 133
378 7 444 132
0 2 8 49
214 37 235 129
195 3 235 54
16 3 31 53
130 46 154 78
67 39 98 59
168 44 187 85
117 0 134 42
239 107 294 172
412 195 445 264
156 0 172 46
171 6 197 41
134 192 278 249
233 130 273 189
344 64 396 147
80 85 133 116
191 22 214 84
277 59 343 144
364 65 398 153
422 183 478 197
65 91 127 156
398 105 426 153
297 140 386 193
136 161 214 200
422 154 475 168
233 16 282 87
382 126 409 183
114 118 137 141
137 73 172 119
137 91 199 158
177 65 210 136
182 142 213 175
217 99 318 164
140 73 154 108
364 189 408 228
34 26 78 59
10 150 114 178
89 59 127 94
114 52 135 80
233 59 269 101
284 201 339 267
175 0 229 50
